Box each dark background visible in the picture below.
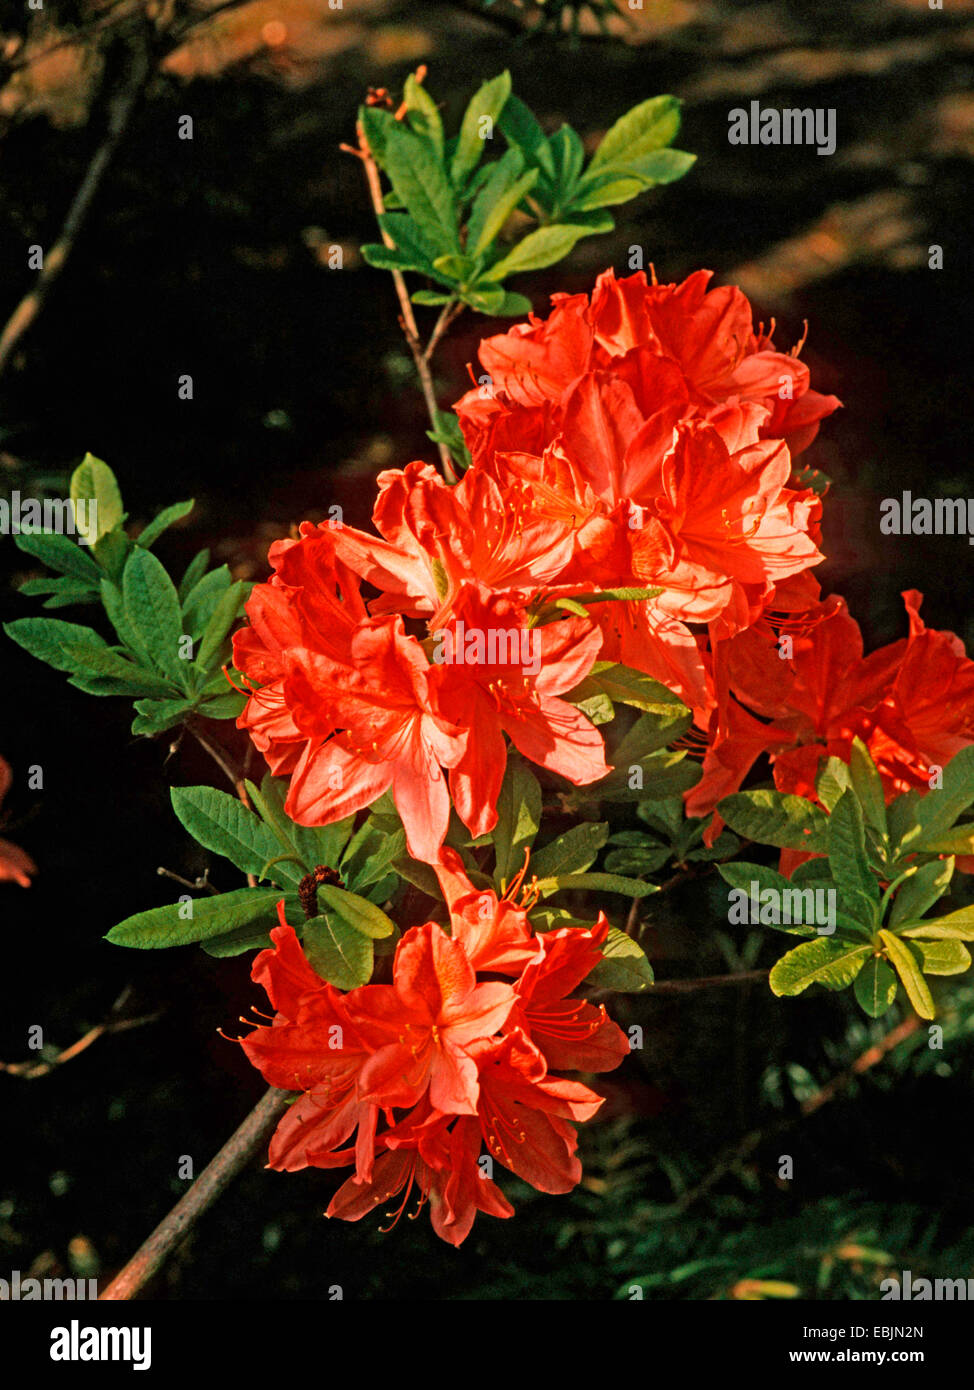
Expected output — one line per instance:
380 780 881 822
1 0 973 1299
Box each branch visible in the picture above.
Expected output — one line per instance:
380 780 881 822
99 1085 292 1301
648 969 768 995
675 1012 923 1212
351 119 457 483
0 31 153 378
0 986 161 1079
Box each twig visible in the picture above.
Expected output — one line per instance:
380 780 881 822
352 119 457 483
799 1013 921 1116
0 31 152 378
1 0 256 78
675 1013 923 1211
424 299 464 365
0 986 161 1079
157 865 220 895
649 969 768 995
100 1085 291 1301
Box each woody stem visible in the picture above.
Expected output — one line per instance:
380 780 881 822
354 121 457 484
99 1086 292 1301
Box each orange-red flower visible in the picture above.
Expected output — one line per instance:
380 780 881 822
432 584 609 836
233 520 610 859
456 268 840 465
688 590 974 818
0 757 34 888
239 888 628 1246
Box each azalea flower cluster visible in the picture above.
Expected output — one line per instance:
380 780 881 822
233 269 844 859
451 268 974 820
689 587 974 819
240 854 628 1246
233 266 974 857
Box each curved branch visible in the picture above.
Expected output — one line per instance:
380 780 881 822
99 1085 291 1301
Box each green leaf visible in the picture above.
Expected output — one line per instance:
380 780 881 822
827 791 879 927
899 747 974 851
314 883 395 939
378 211 442 266
585 927 654 993
123 547 187 686
195 580 245 675
718 790 829 854
535 871 657 899
854 956 898 1017
915 824 974 856
362 243 436 277
182 565 233 639
135 499 195 550
462 285 510 316
6 616 175 698
898 905 974 941
718 861 817 935
493 756 542 888
572 151 695 209
245 774 302 860
21 576 101 609
583 749 699 805
426 410 473 470
565 662 688 717
14 529 102 583
197 691 246 720
392 856 444 900
914 939 970 977
467 157 539 257
614 708 693 764
199 921 277 958
290 818 357 879
769 938 871 996
178 548 211 603
403 72 443 155
451 71 512 186
432 253 478 284
359 105 396 165
348 827 407 893
483 223 595 280
303 914 374 990
383 125 459 253
106 887 289 949
879 930 935 1019
530 822 609 879
411 289 453 306
62 643 175 693
603 843 670 876
589 94 683 171
549 124 585 199
849 738 888 838
498 93 556 180
4 616 110 675
170 785 300 887
816 756 852 812
889 857 954 927
70 454 123 545
131 697 193 735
